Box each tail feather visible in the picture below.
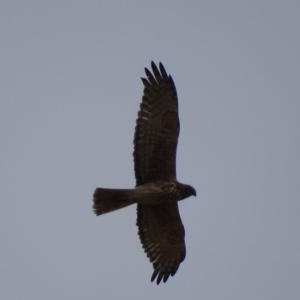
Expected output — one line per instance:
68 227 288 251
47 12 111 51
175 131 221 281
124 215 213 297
93 188 135 215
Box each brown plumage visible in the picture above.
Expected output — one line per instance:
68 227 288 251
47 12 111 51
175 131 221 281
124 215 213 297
93 62 196 284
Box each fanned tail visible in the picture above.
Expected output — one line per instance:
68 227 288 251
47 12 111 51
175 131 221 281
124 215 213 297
93 188 134 215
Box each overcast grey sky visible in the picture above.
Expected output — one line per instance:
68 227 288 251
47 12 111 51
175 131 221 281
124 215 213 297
1 1 300 299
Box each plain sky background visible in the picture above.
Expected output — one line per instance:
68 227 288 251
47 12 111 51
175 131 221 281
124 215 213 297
1 1 300 299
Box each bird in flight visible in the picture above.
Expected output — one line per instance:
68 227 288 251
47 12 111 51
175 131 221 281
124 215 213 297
93 62 196 284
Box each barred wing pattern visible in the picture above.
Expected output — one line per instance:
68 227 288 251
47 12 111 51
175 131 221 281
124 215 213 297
134 61 180 185
134 62 186 284
137 202 186 284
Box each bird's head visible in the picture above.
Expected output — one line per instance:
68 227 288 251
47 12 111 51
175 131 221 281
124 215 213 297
181 184 197 199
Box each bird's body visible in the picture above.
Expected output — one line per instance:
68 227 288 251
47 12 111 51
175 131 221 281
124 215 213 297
94 180 195 209
93 62 196 284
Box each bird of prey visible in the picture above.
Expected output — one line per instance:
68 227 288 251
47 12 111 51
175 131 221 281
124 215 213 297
93 62 196 284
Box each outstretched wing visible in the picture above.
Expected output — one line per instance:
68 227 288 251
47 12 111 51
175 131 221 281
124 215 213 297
135 62 185 284
133 61 179 185
137 202 186 284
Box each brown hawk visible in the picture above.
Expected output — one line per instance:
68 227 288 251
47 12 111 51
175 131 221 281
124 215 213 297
93 62 196 284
